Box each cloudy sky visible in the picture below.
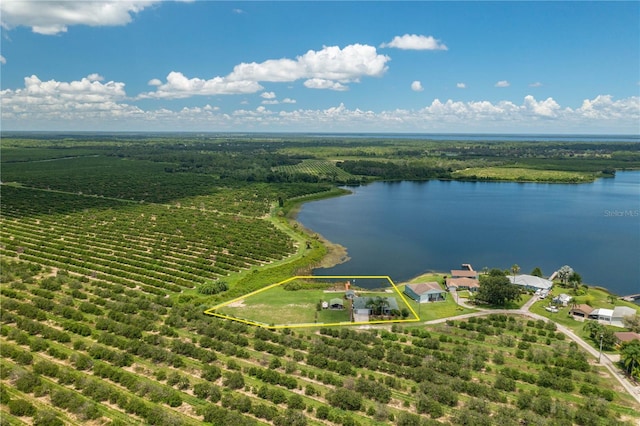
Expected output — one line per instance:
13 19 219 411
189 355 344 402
1 1 639 134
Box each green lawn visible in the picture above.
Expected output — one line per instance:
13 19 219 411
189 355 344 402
452 166 594 182
216 284 418 326
217 286 324 325
397 285 476 321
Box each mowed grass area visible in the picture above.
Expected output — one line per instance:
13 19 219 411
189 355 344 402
452 166 594 182
217 286 324 325
401 273 477 321
215 279 418 326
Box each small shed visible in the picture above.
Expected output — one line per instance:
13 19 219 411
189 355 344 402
345 290 356 300
329 298 344 310
404 282 446 303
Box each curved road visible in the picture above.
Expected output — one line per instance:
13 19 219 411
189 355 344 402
425 293 640 405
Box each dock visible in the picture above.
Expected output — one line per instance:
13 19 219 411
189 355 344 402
621 293 640 302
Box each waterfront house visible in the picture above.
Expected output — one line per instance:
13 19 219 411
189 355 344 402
508 274 553 292
450 269 479 280
445 277 479 292
611 306 637 327
404 282 447 303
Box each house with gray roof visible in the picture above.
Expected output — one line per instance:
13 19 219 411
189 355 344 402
508 274 553 292
404 282 446 303
611 306 637 328
352 296 399 315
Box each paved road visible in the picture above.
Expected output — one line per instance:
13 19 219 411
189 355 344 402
428 295 640 405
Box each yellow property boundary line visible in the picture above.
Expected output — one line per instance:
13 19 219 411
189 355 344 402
203 275 421 329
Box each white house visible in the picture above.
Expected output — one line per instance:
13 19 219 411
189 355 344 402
508 274 553 292
611 306 637 328
589 308 614 323
552 293 573 306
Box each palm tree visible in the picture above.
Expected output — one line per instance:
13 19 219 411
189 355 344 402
365 298 378 316
366 296 389 316
620 340 640 379
511 264 520 285
378 297 389 316
583 320 602 340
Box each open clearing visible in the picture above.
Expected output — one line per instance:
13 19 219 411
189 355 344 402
206 276 419 328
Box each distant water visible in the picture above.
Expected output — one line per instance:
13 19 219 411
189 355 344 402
298 133 640 143
4 131 638 143
297 171 640 296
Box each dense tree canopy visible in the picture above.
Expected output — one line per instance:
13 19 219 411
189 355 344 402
476 269 521 306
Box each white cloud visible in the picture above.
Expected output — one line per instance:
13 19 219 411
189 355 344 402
232 8 245 14
261 98 296 105
0 55 6 65
456 83 466 89
576 95 640 120
1 74 141 126
260 91 276 99
148 78 162 86
142 44 389 98
303 78 348 91
523 95 560 117
139 71 263 99
380 34 448 51
0 1 162 35
87 73 104 82
3 77 638 134
495 80 510 88
228 44 389 83
411 81 424 92
529 82 543 87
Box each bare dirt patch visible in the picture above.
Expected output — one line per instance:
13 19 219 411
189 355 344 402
227 299 246 308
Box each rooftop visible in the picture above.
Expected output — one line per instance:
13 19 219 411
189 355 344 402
614 331 640 343
446 277 480 288
570 304 594 314
508 274 553 290
451 270 478 278
407 282 444 295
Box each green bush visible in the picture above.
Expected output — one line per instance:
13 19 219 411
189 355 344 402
8 399 36 417
197 280 228 295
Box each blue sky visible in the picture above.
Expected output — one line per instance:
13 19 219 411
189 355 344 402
1 1 639 134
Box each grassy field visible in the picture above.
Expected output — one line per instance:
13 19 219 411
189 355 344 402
214 279 418 327
452 167 595 182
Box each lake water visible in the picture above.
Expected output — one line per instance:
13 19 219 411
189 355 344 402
297 171 640 296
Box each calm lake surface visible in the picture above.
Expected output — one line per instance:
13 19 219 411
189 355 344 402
297 171 640 296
